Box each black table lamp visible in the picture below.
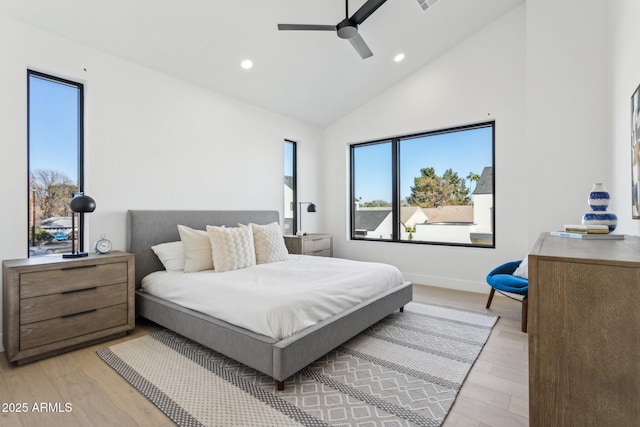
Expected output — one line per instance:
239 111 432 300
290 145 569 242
297 202 317 236
63 193 96 258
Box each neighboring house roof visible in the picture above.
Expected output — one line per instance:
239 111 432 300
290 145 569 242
400 206 420 224
284 175 294 190
40 217 72 228
355 209 391 231
356 204 473 228
422 206 474 223
473 166 493 195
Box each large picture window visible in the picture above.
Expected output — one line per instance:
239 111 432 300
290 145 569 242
350 122 495 247
28 70 84 257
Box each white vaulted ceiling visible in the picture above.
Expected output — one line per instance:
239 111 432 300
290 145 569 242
0 0 523 127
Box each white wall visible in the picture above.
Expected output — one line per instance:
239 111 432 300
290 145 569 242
0 15 323 349
323 6 528 292
525 0 611 244
611 0 640 234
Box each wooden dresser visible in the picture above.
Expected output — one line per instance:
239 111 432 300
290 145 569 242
528 233 640 426
2 251 135 364
284 233 333 257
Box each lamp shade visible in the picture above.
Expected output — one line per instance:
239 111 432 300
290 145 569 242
297 201 317 235
63 193 96 258
69 193 96 213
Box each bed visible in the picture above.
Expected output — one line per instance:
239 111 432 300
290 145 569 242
127 210 413 390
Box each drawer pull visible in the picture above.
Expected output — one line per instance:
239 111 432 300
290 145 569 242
61 309 97 319
61 287 97 295
61 265 97 271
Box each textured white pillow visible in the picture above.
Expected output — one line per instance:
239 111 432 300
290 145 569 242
250 222 288 264
151 241 185 271
177 224 214 272
513 257 529 279
206 225 256 273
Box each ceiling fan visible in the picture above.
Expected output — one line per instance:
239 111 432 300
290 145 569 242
277 0 388 59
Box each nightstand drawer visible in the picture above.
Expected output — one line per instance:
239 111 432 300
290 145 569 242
304 237 331 253
20 304 128 350
307 248 332 257
20 262 127 298
20 283 128 324
284 233 333 257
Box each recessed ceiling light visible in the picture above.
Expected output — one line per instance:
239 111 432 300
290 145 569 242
240 59 253 70
394 53 405 63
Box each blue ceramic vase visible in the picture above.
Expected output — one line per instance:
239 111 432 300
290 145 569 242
581 183 618 232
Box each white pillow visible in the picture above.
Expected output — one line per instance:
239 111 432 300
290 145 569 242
513 257 528 279
206 225 256 273
177 224 214 272
151 241 185 271
250 222 288 264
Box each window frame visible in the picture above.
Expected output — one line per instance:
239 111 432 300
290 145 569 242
27 69 85 256
349 121 495 248
284 139 297 235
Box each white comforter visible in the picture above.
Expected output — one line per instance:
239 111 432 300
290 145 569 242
141 255 406 340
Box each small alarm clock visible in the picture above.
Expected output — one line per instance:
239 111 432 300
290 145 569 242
94 234 113 254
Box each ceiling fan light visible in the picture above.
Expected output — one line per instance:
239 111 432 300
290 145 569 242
337 19 358 39
394 53 405 63
240 59 253 69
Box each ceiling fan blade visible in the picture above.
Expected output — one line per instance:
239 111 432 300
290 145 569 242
350 0 388 25
277 24 336 31
348 33 373 59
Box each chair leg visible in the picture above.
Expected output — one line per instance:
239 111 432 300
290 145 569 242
486 288 496 309
521 296 528 333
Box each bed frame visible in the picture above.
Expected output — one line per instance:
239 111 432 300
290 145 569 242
127 210 413 390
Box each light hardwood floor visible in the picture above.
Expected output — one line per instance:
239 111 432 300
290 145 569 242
413 285 529 427
0 284 528 426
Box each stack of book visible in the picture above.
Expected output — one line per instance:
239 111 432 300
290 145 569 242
550 224 623 239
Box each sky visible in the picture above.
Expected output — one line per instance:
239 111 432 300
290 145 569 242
353 126 493 203
29 74 80 185
284 140 295 177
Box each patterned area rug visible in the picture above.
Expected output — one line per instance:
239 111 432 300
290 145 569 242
97 302 497 427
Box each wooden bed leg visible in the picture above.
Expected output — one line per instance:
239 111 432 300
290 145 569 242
399 306 404 313
276 380 284 391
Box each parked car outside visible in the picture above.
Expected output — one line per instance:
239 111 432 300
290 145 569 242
29 242 71 256
29 245 54 256
51 231 71 241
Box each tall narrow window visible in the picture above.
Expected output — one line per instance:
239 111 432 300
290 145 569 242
28 70 84 257
284 140 297 235
350 122 495 247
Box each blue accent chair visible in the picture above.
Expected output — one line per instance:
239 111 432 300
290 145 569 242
486 260 529 332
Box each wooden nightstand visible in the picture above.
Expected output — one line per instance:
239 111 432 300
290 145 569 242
2 251 135 364
284 233 333 257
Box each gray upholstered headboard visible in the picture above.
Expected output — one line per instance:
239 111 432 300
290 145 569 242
126 210 279 287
